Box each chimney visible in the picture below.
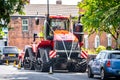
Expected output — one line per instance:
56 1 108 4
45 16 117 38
56 0 62 5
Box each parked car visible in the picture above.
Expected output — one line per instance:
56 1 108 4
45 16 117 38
0 46 19 64
87 50 120 80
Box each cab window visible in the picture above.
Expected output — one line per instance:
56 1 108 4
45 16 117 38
50 19 68 31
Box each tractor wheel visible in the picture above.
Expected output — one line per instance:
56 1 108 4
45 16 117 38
35 48 50 72
34 58 44 72
42 48 51 72
35 61 49 72
23 48 35 70
23 57 34 70
67 63 76 72
75 58 87 72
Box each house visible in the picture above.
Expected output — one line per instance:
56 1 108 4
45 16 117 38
9 0 80 50
8 0 116 50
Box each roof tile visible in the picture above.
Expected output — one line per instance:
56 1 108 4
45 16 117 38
12 4 79 17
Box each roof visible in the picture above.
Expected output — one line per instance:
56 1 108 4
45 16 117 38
12 4 79 17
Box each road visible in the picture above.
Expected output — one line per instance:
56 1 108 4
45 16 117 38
0 64 100 80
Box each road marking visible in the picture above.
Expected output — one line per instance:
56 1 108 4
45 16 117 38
9 77 28 80
45 75 60 80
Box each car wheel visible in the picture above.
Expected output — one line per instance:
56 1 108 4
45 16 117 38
116 76 120 80
88 67 94 78
101 69 107 80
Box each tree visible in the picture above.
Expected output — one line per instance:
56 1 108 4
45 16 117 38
0 0 28 37
78 0 120 48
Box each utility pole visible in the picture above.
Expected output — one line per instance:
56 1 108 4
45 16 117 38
46 0 50 39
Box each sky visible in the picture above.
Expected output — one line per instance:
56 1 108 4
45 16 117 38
30 0 82 5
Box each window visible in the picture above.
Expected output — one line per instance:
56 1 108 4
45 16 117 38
96 52 102 59
107 34 112 46
95 35 100 48
22 19 28 31
110 53 120 59
84 35 88 49
50 19 68 30
96 52 106 59
100 52 106 59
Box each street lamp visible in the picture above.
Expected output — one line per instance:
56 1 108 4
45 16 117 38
46 0 50 39
35 12 39 25
47 0 49 16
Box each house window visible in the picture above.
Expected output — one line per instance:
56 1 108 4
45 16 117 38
107 34 112 46
95 35 100 48
22 19 28 31
84 35 88 49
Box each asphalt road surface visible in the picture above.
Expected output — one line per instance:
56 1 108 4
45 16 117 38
0 64 116 80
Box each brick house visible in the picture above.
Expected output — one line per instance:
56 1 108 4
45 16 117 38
84 32 116 49
8 0 116 50
9 1 80 50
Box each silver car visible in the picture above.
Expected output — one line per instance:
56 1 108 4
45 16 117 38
0 46 19 64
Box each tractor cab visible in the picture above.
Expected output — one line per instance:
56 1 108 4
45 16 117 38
44 15 70 40
49 15 69 31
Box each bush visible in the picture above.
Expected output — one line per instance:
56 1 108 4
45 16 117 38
106 46 112 50
96 45 106 54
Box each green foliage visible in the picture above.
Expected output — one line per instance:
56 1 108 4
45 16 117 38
96 45 106 54
0 29 5 39
78 0 120 47
0 0 28 28
0 0 28 38
106 46 112 50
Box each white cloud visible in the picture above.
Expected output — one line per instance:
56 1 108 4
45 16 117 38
30 0 81 5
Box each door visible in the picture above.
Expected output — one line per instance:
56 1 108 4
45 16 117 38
91 52 101 74
91 52 106 74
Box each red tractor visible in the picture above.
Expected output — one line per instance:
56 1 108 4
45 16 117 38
20 14 87 72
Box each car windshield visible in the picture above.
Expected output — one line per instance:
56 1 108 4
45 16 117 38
110 53 120 59
3 47 18 54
